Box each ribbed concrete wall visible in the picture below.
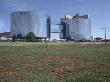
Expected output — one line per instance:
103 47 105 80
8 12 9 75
10 11 51 38
60 16 92 41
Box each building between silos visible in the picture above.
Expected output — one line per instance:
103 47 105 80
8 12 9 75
60 13 92 41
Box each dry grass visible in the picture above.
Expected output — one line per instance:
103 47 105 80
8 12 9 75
0 42 110 82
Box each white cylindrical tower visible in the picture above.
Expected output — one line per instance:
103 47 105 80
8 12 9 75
10 11 51 38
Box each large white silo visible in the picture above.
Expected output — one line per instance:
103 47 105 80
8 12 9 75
69 18 91 40
10 11 51 38
60 14 92 41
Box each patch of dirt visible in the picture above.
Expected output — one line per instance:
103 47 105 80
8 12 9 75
41 55 110 80
0 59 37 77
44 55 73 65
4 70 17 76
0 55 110 80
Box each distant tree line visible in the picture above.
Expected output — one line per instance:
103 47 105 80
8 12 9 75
11 32 47 42
0 32 45 42
1 32 110 42
0 32 11 38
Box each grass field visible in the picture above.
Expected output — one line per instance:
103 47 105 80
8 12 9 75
0 42 110 82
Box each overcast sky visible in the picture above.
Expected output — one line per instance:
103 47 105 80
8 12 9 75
0 0 110 39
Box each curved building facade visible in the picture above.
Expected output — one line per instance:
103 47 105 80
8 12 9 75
60 14 92 41
10 11 51 38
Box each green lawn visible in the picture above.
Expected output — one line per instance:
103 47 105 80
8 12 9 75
0 42 110 82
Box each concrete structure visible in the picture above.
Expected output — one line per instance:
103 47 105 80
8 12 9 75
10 11 51 39
60 13 92 41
